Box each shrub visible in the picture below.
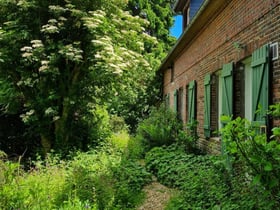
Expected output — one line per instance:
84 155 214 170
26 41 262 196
112 158 152 208
125 135 146 159
135 105 183 152
108 130 130 152
221 107 280 207
65 147 121 205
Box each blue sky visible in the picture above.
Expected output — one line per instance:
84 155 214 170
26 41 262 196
170 15 183 38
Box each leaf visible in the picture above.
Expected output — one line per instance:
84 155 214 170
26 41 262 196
252 174 261 185
264 162 273 171
272 127 280 137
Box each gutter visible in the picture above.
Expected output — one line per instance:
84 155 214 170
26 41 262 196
158 0 228 73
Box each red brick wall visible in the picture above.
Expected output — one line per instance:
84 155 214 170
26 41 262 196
163 0 280 154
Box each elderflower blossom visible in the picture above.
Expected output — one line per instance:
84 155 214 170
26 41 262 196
39 60 49 72
48 19 58 24
22 52 33 58
58 16 67 22
91 40 105 46
31 40 43 48
90 10 105 17
49 5 67 13
41 24 59 34
41 60 49 65
58 44 83 62
94 53 102 59
20 46 32 52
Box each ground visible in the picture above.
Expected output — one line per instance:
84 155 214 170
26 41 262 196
137 181 174 210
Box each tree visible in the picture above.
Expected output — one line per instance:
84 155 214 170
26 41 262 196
107 0 177 131
128 0 176 52
0 0 157 154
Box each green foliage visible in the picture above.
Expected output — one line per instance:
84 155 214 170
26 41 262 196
0 0 158 154
108 130 130 151
145 145 229 209
135 105 183 151
0 153 68 209
145 144 278 209
218 104 280 208
125 135 146 159
127 0 176 51
221 116 280 203
109 0 177 131
176 120 200 154
0 145 151 209
112 159 152 208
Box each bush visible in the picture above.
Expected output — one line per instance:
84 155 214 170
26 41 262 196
221 105 280 207
135 105 183 152
125 135 146 159
112 159 152 208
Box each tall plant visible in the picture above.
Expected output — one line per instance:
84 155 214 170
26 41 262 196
0 0 157 154
135 105 183 151
221 104 280 202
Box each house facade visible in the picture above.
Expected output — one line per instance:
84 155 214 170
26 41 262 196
159 0 280 154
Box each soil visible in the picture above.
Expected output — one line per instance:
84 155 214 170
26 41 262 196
137 181 174 210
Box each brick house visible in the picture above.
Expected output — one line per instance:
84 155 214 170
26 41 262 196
159 0 280 154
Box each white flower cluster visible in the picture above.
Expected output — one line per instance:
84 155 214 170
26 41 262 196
39 60 49 73
20 40 44 59
41 19 59 34
90 7 155 76
58 43 83 62
20 109 35 123
49 5 67 14
82 10 106 30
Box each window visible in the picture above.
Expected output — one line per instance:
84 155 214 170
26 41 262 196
178 87 184 120
187 80 197 123
241 57 252 121
174 89 178 113
203 44 270 138
174 88 184 120
270 42 279 61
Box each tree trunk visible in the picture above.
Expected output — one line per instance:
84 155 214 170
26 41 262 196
54 97 70 149
41 134 51 155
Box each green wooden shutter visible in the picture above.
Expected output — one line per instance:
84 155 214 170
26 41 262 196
251 44 270 125
204 74 211 137
221 63 233 117
188 80 196 123
174 90 178 113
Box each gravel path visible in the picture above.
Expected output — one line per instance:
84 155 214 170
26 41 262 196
137 181 173 210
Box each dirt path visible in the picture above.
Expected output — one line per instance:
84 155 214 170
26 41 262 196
137 181 174 210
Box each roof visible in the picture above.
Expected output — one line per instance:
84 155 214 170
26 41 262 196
173 0 187 13
158 0 229 73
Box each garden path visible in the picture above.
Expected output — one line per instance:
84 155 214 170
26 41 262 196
137 181 174 210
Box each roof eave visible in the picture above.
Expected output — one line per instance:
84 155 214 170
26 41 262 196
174 0 186 13
158 0 228 73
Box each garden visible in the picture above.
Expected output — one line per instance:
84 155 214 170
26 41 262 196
1 104 280 209
0 0 280 209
